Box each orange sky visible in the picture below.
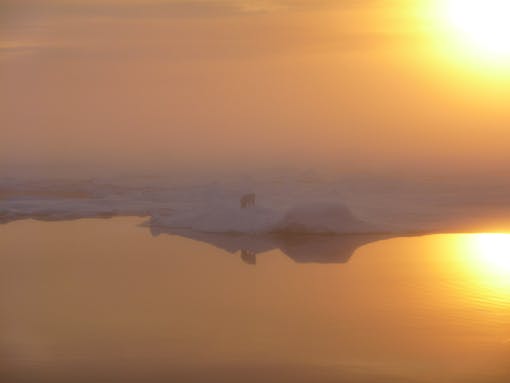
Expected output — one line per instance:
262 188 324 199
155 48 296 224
2 0 510 176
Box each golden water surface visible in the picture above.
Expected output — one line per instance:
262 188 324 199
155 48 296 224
0 218 509 383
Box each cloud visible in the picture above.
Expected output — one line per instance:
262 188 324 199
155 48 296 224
0 0 400 62
2 1 386 19
0 41 41 53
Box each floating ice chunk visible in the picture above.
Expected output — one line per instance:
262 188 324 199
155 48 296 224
150 202 376 234
151 205 281 234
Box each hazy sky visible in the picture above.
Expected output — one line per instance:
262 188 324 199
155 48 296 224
2 0 510 176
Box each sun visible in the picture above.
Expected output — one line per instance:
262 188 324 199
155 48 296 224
443 0 510 61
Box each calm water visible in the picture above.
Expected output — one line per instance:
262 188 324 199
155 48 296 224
1 218 509 383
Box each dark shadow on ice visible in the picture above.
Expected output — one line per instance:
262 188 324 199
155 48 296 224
149 226 394 265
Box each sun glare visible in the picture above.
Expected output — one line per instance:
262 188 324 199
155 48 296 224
443 0 510 61
472 234 510 274
454 233 510 304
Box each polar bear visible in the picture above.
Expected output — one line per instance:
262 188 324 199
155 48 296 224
240 193 256 209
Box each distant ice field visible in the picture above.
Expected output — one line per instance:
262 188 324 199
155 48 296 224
2 173 510 234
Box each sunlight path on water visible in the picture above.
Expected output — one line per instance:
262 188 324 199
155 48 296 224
453 234 510 311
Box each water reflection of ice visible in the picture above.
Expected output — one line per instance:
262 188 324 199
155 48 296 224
150 225 394 265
